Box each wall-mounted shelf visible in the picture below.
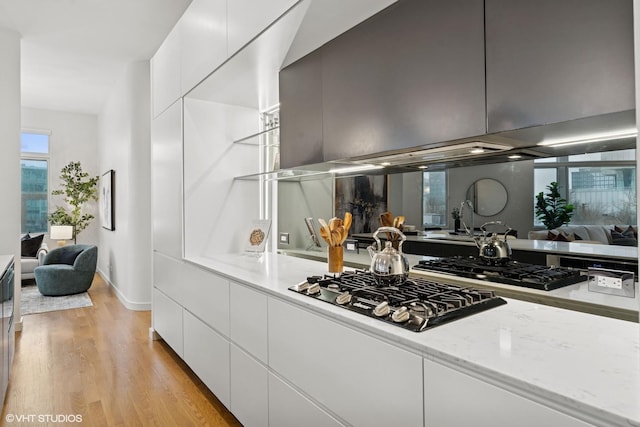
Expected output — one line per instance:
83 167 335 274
233 126 280 145
234 169 328 182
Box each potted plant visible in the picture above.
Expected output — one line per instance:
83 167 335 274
451 207 461 231
535 182 574 230
48 161 99 243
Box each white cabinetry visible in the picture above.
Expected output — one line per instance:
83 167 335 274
182 262 229 335
183 311 230 408
226 0 298 55
269 373 344 427
423 358 592 427
229 281 268 363
180 0 227 94
230 344 269 427
152 288 183 358
268 298 423 427
153 252 184 305
151 23 182 117
151 100 183 259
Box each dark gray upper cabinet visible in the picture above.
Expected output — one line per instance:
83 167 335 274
486 0 634 133
321 0 486 162
279 50 324 169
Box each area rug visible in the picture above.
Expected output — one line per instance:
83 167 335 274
20 285 93 315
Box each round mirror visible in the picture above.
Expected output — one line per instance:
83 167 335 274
466 178 508 216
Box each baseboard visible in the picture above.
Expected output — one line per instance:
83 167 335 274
96 269 151 311
14 316 23 332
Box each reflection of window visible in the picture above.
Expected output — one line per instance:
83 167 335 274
21 131 50 233
534 149 636 226
422 171 446 227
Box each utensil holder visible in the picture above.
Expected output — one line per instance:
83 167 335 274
328 245 344 273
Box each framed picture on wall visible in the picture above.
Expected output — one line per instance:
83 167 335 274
335 175 388 234
101 169 115 231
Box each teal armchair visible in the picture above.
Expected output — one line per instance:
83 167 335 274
34 245 98 296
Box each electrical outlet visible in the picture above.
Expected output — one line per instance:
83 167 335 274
279 232 289 245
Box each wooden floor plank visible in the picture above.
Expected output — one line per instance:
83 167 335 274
1 275 242 427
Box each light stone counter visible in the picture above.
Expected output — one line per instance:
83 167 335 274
0 255 13 276
186 252 639 427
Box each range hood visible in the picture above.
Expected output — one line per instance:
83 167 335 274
329 110 637 172
349 141 514 167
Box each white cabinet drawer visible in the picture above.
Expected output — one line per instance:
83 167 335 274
423 358 592 427
269 373 344 427
183 310 230 408
153 252 184 305
268 298 423 427
230 344 268 427
229 282 267 363
152 288 183 358
182 263 230 336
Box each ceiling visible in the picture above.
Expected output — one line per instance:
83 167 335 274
0 0 192 115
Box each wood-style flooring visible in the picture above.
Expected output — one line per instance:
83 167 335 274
1 275 242 426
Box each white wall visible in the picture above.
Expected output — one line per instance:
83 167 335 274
21 107 100 248
98 61 152 310
0 28 21 322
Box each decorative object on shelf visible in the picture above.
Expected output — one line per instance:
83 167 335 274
335 175 388 234
451 207 461 231
318 213 352 273
100 170 115 231
535 181 574 229
244 219 272 254
48 161 99 244
50 225 73 247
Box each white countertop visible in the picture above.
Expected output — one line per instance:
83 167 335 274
0 255 13 276
186 252 639 427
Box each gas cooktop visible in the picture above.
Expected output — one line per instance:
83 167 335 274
412 257 587 291
289 270 506 332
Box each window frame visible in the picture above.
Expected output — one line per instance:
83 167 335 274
20 129 52 234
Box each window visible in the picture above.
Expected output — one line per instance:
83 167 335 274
422 171 446 227
21 131 50 233
534 149 636 226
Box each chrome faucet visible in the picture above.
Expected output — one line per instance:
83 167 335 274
460 200 475 237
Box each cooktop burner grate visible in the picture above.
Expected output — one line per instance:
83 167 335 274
412 257 587 291
289 270 506 332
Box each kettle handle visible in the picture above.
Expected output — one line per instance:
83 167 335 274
372 227 407 252
480 221 512 241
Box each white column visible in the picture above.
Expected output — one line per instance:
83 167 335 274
0 27 21 322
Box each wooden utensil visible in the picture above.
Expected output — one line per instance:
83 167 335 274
328 217 342 232
318 218 333 246
343 212 352 234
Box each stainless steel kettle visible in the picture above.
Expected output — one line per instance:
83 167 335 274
367 227 409 286
474 221 512 264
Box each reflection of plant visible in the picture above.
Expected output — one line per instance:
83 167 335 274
49 161 99 243
451 207 461 220
535 182 574 229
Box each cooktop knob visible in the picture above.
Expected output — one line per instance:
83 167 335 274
391 306 410 323
373 301 390 317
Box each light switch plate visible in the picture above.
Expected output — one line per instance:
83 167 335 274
344 238 359 254
279 232 289 245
